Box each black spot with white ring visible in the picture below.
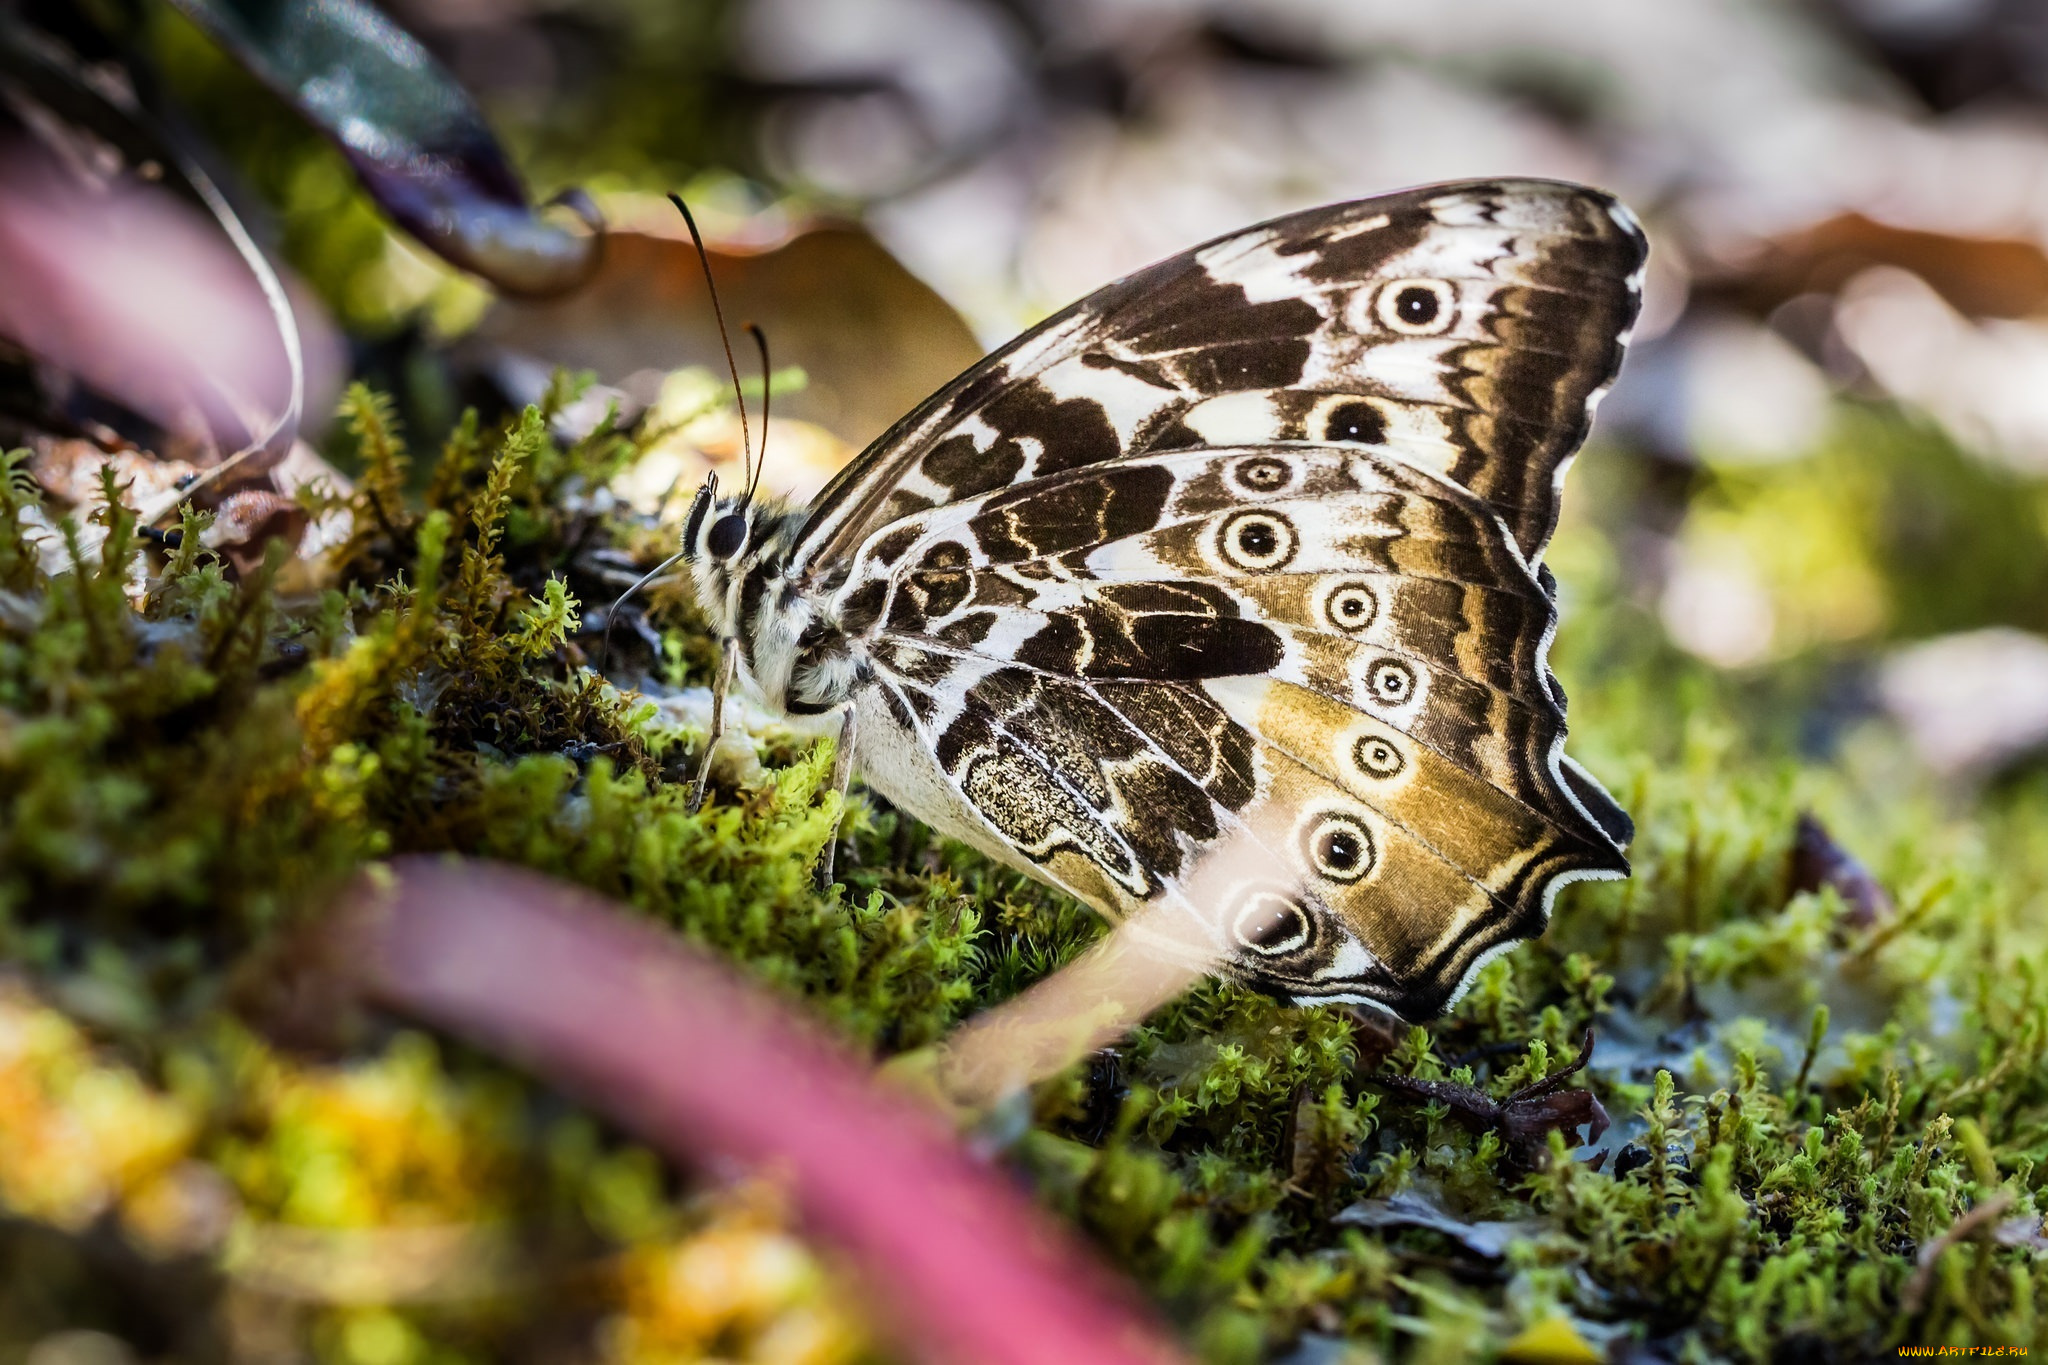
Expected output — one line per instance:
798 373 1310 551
1324 581 1377 633
1303 812 1376 884
1232 890 1315 957
1375 278 1457 336
1233 456 1293 494
1395 287 1440 326
1218 509 1298 572
1367 658 1417 706
1353 733 1406 779
1323 400 1386 445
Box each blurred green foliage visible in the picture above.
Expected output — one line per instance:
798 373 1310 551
1688 406 2048 645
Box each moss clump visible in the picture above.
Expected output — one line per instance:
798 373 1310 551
1 392 2046 1362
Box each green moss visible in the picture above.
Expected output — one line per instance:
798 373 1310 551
2 394 2046 1361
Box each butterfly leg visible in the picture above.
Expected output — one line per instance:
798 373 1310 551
687 642 737 815
813 704 858 892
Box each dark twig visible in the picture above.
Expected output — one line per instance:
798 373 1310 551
1366 1027 1608 1164
1901 1193 2015 1316
1789 811 1893 931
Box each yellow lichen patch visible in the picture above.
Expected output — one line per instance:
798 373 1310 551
0 989 198 1231
120 1160 239 1257
217 1031 522 1232
1498 1315 1604 1365
600 1183 867 1365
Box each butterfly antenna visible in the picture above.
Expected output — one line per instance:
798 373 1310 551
743 322 771 505
668 192 753 495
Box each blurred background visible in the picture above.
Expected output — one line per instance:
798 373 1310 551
9 0 2046 786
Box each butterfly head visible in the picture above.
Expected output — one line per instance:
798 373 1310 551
684 473 765 564
684 475 750 564
680 472 803 624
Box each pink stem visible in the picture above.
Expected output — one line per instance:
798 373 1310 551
343 856 1189 1365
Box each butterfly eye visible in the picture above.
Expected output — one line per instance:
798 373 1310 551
1376 278 1457 335
706 513 749 561
1232 891 1313 957
1353 733 1406 779
1325 582 1377 632
1367 658 1417 705
1218 510 1298 572
1304 813 1376 884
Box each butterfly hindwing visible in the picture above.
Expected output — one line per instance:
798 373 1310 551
856 637 1556 1018
836 444 1596 821
824 442 1623 1016
1206 678 1615 1014
783 178 1643 1018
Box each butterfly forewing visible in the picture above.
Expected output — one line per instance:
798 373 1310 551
796 179 1642 574
783 178 1644 1019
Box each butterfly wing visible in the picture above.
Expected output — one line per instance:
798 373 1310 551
794 178 1643 577
787 179 1643 1018
823 444 1624 1018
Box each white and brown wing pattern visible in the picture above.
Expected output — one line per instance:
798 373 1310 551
794 178 1641 574
784 179 1645 1019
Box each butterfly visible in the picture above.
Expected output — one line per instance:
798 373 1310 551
662 179 1642 1022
